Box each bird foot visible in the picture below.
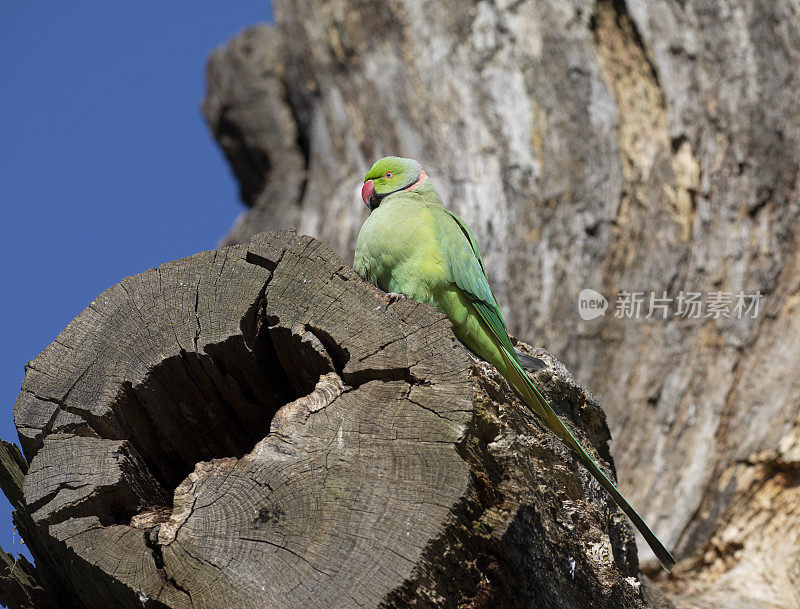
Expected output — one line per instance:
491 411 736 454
384 292 407 306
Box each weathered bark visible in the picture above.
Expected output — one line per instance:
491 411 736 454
202 2 800 607
6 230 671 608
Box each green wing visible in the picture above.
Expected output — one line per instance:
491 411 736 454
443 208 487 276
441 208 518 356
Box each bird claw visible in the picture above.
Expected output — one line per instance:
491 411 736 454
384 292 407 307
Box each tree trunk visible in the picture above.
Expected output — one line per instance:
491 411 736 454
2 231 673 608
201 2 800 607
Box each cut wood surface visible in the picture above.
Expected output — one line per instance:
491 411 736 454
6 231 671 608
202 2 800 607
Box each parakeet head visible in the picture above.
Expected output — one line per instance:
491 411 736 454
361 156 430 210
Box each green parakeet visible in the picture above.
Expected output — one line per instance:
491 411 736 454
354 156 675 571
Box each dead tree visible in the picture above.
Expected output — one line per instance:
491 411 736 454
202 2 800 607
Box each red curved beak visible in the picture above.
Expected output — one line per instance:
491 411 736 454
361 180 375 208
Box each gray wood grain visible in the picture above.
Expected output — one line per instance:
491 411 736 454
8 230 664 608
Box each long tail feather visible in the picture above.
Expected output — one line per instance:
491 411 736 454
501 350 676 571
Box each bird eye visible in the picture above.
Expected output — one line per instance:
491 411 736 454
384 171 393 179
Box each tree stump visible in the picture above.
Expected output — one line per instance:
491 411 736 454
6 231 671 608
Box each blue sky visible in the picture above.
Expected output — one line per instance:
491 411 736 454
0 2 273 561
